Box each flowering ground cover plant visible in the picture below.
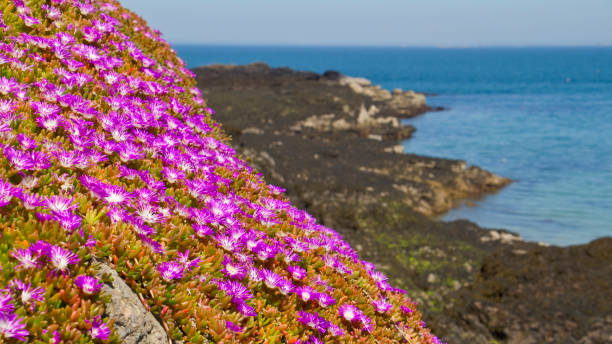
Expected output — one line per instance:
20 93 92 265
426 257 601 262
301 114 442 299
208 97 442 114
0 0 445 342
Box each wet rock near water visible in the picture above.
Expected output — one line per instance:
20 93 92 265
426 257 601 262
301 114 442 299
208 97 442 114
194 63 612 343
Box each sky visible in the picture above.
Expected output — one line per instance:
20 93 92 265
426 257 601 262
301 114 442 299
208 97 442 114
120 0 612 47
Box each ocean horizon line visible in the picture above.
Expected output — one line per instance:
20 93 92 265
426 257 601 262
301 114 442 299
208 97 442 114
170 43 612 49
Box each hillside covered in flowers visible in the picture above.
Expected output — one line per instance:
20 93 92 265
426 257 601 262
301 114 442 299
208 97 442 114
0 0 444 342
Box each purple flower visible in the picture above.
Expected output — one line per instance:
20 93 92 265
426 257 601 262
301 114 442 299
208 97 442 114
277 278 294 295
101 184 132 205
57 213 82 233
0 292 14 317
161 167 185 183
372 299 393 313
359 315 374 333
218 280 253 302
247 266 263 282
42 329 61 344
75 275 104 295
369 271 388 283
117 142 144 162
20 13 40 27
193 224 214 237
261 269 282 289
400 304 414 314
35 113 63 131
328 324 345 337
235 301 257 317
157 261 184 281
0 180 19 207
47 245 80 275
176 250 201 271
0 313 29 341
44 195 77 214
86 316 110 340
16 134 37 150
10 280 45 310
295 286 315 302
315 292 336 308
138 234 165 254
297 311 329 334
10 248 40 270
3 147 35 171
287 265 307 280
31 101 60 117
221 255 246 280
282 249 300 264
338 304 362 322
225 320 243 333
134 202 161 224
215 233 242 252
0 77 17 95
85 235 97 249
18 192 44 210
253 241 278 261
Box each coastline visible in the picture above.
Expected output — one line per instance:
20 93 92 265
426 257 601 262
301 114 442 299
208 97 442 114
194 62 612 343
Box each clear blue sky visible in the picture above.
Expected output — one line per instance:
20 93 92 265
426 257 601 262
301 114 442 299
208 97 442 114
120 0 612 46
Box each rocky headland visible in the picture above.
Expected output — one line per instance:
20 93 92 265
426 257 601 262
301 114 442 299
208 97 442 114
194 63 612 343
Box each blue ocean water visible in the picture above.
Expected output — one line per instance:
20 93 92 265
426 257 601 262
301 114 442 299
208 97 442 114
174 45 612 246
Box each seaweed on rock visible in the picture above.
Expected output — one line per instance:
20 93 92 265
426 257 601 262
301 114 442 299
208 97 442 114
0 0 443 343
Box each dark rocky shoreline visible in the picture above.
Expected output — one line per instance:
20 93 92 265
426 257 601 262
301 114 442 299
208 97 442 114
194 63 612 343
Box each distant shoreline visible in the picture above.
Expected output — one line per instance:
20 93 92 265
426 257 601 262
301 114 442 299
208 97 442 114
192 62 612 343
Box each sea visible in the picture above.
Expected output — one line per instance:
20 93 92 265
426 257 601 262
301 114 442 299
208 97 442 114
174 45 612 246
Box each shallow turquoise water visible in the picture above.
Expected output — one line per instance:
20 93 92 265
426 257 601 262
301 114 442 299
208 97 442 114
175 45 612 246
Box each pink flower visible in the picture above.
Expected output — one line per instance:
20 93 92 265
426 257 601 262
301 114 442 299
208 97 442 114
372 299 393 313
225 320 243 333
401 304 414 314
315 292 336 308
75 275 103 295
297 311 329 334
261 269 282 289
295 286 315 302
86 316 110 340
0 292 14 317
235 301 257 317
44 195 77 214
101 184 132 205
338 304 361 322
277 279 294 295
42 329 61 344
221 255 246 280
0 313 29 341
287 265 307 280
19 13 40 27
218 280 253 302
176 250 200 271
9 280 45 310
47 245 80 275
0 180 20 207
157 261 184 281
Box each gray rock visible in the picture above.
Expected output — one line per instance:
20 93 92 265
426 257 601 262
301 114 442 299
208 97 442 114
95 261 169 344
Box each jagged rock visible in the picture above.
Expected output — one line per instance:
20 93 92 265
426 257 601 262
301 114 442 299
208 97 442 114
95 262 168 344
323 70 342 80
189 63 612 344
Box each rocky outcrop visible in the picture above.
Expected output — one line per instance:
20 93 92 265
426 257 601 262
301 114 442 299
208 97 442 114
194 63 509 217
194 63 612 343
95 262 169 344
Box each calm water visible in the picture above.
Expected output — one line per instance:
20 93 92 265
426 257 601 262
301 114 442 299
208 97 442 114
175 45 612 246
